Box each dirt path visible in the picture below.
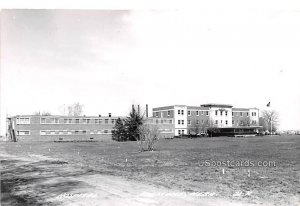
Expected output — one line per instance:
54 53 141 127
1 152 261 206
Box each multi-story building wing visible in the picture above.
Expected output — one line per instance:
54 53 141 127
152 103 261 136
232 108 259 127
7 114 123 141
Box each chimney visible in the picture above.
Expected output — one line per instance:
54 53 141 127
108 113 111 117
146 104 148 118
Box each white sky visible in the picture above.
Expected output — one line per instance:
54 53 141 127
1 1 300 134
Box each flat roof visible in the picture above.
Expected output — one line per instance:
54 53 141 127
200 103 233 108
9 115 125 118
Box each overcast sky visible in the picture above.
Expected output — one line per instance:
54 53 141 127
1 5 300 134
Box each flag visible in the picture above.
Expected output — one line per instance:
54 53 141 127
266 102 270 107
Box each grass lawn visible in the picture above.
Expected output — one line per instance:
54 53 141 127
1 135 300 205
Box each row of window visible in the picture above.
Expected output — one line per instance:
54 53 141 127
17 130 30 135
154 119 173 124
16 130 113 136
40 118 116 125
215 111 228 116
232 120 257 125
16 118 30 124
232 112 257 117
40 130 112 135
178 120 185 125
178 130 185 135
188 110 209 116
214 120 229 125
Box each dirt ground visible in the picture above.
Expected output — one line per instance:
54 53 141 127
1 135 300 205
1 151 258 206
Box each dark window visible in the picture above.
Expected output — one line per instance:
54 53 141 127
215 111 218 115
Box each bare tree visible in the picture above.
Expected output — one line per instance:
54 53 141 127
241 116 251 126
261 110 279 133
207 120 220 137
138 124 160 152
68 103 84 116
189 120 201 135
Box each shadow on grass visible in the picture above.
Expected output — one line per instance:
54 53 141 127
0 157 95 206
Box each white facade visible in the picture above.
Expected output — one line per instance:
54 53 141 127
174 106 187 135
209 107 233 127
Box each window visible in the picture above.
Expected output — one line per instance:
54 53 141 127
41 118 46 124
195 111 198 116
240 112 243 117
83 119 87 124
105 119 109 124
169 120 173 124
87 119 91 124
95 119 99 124
68 119 72 124
206 111 209 116
64 119 68 124
232 120 235 125
178 120 181 125
178 110 181 115
104 130 108 134
16 117 30 125
156 112 159 117
188 111 191 116
40 130 46 135
181 120 184 125
202 120 204 124
215 111 218 116
201 111 204 115
53 118 59 124
220 111 223 116
226 120 228 125
156 119 159 124
232 112 234 116
167 111 170 116
188 120 191 125
246 112 249 117
178 130 181 135
111 119 115 124
240 120 243 125
182 130 184 134
215 120 218 124
75 130 79 134
181 110 184 115
99 119 102 124
75 119 79 124
83 130 87 134
252 112 256 116
17 130 30 135
221 120 223 124
225 111 228 116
